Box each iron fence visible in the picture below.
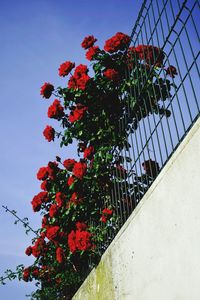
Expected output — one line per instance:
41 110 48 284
109 0 200 234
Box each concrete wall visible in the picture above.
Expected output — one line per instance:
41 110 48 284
72 117 200 300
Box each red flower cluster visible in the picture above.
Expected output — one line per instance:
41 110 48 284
55 192 66 207
104 69 120 82
166 65 178 78
86 46 100 61
135 45 165 66
84 145 94 159
31 237 46 258
31 192 48 212
68 224 92 253
37 167 49 181
40 180 49 191
142 159 160 178
56 247 65 263
23 268 30 282
104 32 130 53
69 192 83 205
72 162 87 179
40 82 54 99
58 61 75 77
81 35 97 49
100 208 113 223
49 204 59 218
46 226 60 241
68 65 90 90
68 104 88 123
43 125 55 142
63 159 77 170
47 99 64 119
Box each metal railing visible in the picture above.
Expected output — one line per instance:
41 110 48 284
109 0 199 234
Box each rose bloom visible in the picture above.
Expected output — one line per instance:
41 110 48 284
81 35 97 49
43 125 55 142
46 226 60 241
47 161 59 180
74 64 88 77
76 230 92 251
32 268 39 279
67 176 75 187
76 222 87 231
85 46 100 61
47 99 64 119
100 208 113 223
68 104 88 123
31 192 48 212
84 146 94 160
72 162 87 179
76 74 90 90
63 159 77 170
103 69 120 82
32 237 46 258
40 180 49 191
135 45 165 66
56 247 65 263
37 167 49 181
70 192 82 205
142 159 160 178
166 65 178 78
104 32 130 53
40 82 54 99
68 230 76 253
58 61 75 77
23 268 30 282
25 246 32 256
49 204 58 218
55 192 66 207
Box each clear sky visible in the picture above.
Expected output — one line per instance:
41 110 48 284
0 0 142 298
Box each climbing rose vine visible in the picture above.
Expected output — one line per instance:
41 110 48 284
1 32 177 299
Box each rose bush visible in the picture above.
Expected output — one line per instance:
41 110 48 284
1 32 177 299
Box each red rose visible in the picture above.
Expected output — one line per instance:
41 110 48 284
56 247 65 263
42 216 48 228
63 159 77 170
76 222 87 231
49 204 58 218
58 61 75 77
81 35 97 49
32 268 39 278
84 146 94 160
104 32 130 53
68 76 77 89
47 99 64 119
85 46 100 61
31 192 48 212
72 162 87 179
32 238 46 258
25 246 32 256
67 176 75 187
47 161 59 180
40 82 54 99
69 192 83 205
23 268 30 282
46 226 60 241
74 64 88 78
100 208 113 223
76 230 92 251
135 45 165 66
166 65 178 78
43 125 55 142
142 159 160 178
55 192 66 207
37 167 49 181
40 180 49 191
68 104 88 123
104 69 120 82
68 230 76 253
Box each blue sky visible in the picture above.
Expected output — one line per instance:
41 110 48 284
0 0 141 298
